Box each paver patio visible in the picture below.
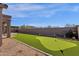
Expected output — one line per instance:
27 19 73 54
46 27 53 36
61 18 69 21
0 34 47 56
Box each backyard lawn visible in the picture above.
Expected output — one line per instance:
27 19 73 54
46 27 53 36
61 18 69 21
14 33 79 56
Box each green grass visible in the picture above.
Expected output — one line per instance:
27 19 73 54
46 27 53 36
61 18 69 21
14 33 79 56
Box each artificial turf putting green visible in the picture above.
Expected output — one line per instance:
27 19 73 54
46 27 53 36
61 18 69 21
14 33 79 56
36 36 76 51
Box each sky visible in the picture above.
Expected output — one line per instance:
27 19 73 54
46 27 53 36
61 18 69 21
3 3 79 27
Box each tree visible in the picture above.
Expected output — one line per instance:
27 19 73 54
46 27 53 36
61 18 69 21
65 24 76 27
47 25 52 28
20 24 26 29
11 26 19 28
65 29 74 38
25 25 35 29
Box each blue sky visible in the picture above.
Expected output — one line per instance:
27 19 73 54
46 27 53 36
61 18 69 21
3 3 79 27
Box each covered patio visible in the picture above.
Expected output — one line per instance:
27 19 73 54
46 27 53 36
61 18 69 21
0 3 11 46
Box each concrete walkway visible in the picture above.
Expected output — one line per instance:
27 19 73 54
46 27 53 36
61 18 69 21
0 34 47 56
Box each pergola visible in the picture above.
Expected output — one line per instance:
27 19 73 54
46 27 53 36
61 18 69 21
0 3 11 46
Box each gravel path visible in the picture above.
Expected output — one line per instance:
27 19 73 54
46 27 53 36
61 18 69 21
0 34 47 56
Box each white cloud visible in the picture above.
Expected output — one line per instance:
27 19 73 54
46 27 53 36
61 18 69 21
34 10 57 18
7 4 46 11
55 4 79 12
3 3 49 18
70 6 79 11
3 11 29 18
13 13 29 18
3 3 79 19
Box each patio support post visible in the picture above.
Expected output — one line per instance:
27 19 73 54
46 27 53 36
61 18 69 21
7 20 11 38
0 14 2 46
